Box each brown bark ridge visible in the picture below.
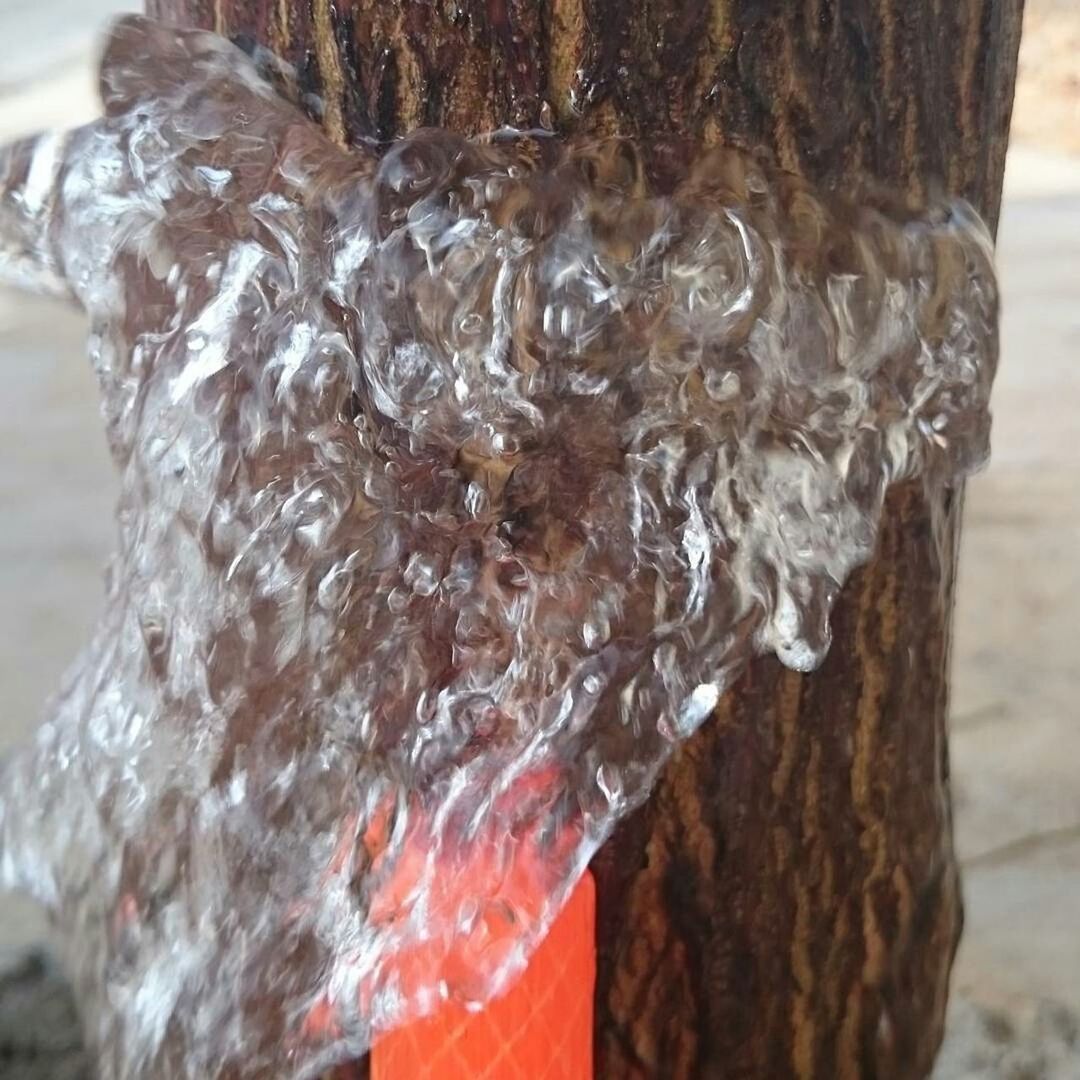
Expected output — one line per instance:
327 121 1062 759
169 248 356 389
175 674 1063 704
145 2 1023 1077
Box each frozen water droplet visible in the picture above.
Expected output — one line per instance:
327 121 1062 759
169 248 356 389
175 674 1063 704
704 369 741 401
596 763 622 805
404 553 442 597
673 683 721 737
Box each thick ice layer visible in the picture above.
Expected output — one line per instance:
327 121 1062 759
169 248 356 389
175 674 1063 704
0 16 998 1079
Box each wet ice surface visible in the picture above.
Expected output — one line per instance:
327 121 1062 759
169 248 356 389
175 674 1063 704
0 15 998 1079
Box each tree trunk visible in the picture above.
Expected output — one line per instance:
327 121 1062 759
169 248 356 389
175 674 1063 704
145 1 1023 1076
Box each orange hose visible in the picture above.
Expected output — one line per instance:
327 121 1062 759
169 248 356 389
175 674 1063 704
371 870 596 1080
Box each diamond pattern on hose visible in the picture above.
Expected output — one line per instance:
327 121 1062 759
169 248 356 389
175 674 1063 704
372 871 595 1079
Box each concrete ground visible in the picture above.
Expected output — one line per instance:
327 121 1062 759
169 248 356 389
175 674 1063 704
0 6 1078 1078
933 153 1080 1078
950 159 1080 1015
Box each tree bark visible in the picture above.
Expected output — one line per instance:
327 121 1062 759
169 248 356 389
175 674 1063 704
145 1 1024 1076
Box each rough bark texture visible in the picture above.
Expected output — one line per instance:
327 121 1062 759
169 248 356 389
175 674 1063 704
145 2 1023 1076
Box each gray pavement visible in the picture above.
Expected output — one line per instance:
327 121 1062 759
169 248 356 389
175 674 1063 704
948 171 1080 1022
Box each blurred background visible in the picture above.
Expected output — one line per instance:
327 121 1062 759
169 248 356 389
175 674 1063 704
0 0 1077 1075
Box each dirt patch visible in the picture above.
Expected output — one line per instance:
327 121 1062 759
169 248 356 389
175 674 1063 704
935 997 1080 1079
0 949 89 1080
